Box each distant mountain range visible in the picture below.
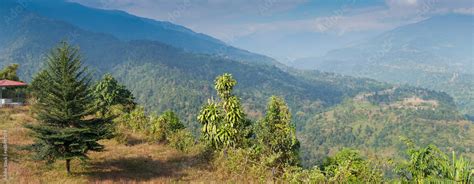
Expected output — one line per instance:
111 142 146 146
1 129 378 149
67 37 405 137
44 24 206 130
2 0 276 65
292 14 474 115
0 0 379 121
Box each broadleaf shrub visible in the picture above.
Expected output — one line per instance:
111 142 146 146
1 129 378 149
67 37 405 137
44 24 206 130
168 129 195 153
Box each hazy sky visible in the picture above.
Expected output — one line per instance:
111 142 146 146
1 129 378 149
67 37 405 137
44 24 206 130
70 0 474 61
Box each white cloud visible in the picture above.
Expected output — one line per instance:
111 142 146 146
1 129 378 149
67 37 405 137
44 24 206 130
69 0 473 42
386 0 419 9
454 7 474 15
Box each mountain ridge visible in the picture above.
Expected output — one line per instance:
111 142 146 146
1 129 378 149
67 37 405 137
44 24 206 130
291 13 474 116
6 0 277 65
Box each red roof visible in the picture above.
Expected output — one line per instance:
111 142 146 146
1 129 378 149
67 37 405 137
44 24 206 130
0 80 27 87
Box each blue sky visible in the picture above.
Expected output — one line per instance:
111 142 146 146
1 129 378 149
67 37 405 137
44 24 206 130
70 0 474 61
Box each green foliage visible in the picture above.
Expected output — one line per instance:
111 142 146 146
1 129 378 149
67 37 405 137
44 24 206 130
445 151 474 183
213 147 384 183
112 105 189 149
124 106 149 132
322 149 384 183
149 110 185 142
213 148 270 182
92 74 136 116
366 86 461 120
159 110 185 134
396 137 474 183
0 64 25 100
255 96 300 169
0 63 20 81
198 73 250 149
109 105 152 144
26 42 112 174
301 98 474 166
395 138 447 182
167 129 195 153
282 166 326 183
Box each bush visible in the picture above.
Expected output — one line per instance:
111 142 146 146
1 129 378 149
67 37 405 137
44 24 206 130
126 106 149 132
322 149 384 183
110 106 186 144
167 129 195 153
107 105 144 144
282 166 325 184
213 148 269 182
147 110 185 142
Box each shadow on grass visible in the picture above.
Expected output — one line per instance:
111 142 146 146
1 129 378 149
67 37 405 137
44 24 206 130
81 154 209 182
124 136 147 146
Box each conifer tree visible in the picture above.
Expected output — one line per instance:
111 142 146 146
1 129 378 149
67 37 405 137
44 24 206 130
27 42 112 175
256 96 300 168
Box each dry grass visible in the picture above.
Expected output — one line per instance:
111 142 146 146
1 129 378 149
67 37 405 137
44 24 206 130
0 107 239 183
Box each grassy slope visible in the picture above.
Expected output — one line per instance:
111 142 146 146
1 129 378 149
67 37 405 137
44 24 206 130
0 107 251 183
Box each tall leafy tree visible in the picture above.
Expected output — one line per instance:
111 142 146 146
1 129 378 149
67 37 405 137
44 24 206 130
198 73 249 149
92 73 136 116
0 64 25 100
27 42 111 175
0 63 20 81
256 96 300 168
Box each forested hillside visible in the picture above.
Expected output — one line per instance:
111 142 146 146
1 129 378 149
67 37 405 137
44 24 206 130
0 0 472 170
301 87 473 166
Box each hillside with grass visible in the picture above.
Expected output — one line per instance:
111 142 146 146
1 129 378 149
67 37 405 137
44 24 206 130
0 107 252 183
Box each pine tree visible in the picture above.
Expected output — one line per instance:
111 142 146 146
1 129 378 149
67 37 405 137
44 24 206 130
26 42 112 175
256 96 300 169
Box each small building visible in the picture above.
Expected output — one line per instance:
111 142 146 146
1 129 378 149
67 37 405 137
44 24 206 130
0 80 27 107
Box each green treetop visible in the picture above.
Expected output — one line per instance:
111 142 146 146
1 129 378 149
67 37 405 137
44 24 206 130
92 73 136 117
0 64 20 81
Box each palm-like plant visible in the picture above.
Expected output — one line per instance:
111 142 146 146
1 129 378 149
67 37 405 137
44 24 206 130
443 152 473 183
198 74 248 149
396 137 474 183
395 137 448 183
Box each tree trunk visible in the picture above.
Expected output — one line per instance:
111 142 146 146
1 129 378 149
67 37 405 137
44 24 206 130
66 159 71 175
